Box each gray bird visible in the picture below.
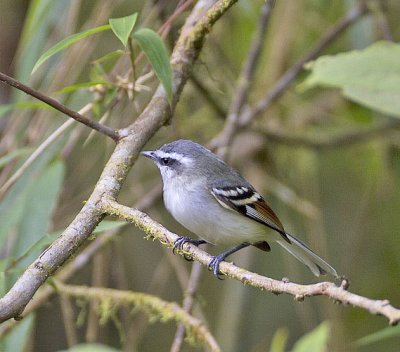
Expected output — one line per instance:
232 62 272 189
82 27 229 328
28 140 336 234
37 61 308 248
141 139 338 279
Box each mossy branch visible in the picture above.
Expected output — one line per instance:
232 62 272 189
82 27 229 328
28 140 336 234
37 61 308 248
55 282 221 352
102 198 400 326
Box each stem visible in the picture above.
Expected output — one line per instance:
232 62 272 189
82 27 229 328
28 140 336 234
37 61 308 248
0 72 119 141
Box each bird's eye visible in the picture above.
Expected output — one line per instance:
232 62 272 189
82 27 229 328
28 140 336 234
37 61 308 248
161 157 170 165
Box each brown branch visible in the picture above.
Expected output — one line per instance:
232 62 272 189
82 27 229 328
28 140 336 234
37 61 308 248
103 199 400 326
240 1 368 126
258 119 400 149
211 0 274 154
0 0 239 324
0 71 120 141
170 261 205 352
189 74 226 119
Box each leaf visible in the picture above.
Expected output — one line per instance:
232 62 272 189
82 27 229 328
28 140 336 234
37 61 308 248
3 314 35 352
11 160 65 269
292 322 330 352
355 325 400 347
12 220 126 272
0 148 32 169
301 41 400 117
109 13 138 47
32 24 111 74
133 28 173 104
270 327 289 352
14 0 67 85
0 101 51 118
92 49 125 73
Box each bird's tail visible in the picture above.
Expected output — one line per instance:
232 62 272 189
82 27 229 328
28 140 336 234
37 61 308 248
277 233 338 277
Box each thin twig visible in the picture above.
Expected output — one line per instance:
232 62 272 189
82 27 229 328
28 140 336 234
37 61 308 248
103 199 400 326
0 72 119 141
189 74 226 119
211 0 274 156
241 2 368 126
368 0 394 41
0 103 92 198
170 261 205 352
59 294 79 347
257 119 400 150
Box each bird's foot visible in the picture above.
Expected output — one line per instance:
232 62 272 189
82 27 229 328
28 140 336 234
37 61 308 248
208 255 226 280
207 243 250 280
173 236 207 261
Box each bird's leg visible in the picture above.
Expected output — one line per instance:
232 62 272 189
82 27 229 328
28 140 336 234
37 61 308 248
209 242 250 280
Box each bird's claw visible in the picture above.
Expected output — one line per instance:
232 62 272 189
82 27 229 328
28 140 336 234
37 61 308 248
173 236 206 255
208 256 225 280
173 236 190 254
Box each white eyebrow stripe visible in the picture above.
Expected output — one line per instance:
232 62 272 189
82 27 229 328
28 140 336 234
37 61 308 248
155 150 193 165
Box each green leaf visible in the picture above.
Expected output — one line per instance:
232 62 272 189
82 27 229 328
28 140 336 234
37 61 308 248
92 49 125 73
133 28 173 104
355 325 400 347
11 160 65 269
0 101 51 118
270 327 289 352
12 220 126 272
301 41 400 117
292 322 330 352
109 13 138 47
32 24 111 74
3 314 35 352
55 81 111 94
0 148 32 169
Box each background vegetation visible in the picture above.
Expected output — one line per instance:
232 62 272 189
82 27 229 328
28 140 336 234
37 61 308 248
0 0 399 351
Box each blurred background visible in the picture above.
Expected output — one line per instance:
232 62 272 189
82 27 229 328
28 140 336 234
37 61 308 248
0 0 400 351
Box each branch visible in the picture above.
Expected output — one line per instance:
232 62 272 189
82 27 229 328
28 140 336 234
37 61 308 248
257 119 400 149
103 199 400 326
0 71 120 141
56 282 221 352
0 104 92 198
241 1 368 125
0 0 239 324
211 0 274 154
170 261 205 352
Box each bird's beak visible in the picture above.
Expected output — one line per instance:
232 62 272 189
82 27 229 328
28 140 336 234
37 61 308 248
140 151 156 160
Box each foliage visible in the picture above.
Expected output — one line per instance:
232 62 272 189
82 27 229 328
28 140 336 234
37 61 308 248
302 41 400 118
1 0 400 351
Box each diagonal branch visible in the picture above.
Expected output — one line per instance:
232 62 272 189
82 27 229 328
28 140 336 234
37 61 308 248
211 0 274 155
240 1 368 126
0 0 239 324
103 199 400 326
0 71 120 141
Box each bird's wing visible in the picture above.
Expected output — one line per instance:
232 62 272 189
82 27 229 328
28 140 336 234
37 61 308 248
210 185 290 243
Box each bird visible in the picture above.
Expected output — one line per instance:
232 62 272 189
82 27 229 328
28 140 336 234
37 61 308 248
141 139 338 279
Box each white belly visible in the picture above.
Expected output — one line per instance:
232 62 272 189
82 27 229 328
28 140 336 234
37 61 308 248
163 180 275 246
